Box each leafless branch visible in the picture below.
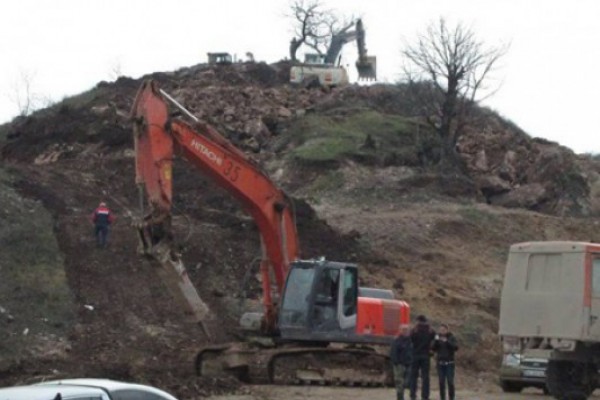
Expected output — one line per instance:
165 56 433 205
401 18 509 164
287 0 356 63
7 69 46 117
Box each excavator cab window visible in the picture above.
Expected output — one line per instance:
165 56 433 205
314 268 339 305
342 267 357 317
279 266 315 327
311 268 340 330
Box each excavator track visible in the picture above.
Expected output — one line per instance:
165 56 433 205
196 343 393 387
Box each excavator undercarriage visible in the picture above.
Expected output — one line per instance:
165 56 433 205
196 342 393 386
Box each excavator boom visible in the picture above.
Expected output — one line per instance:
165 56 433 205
322 19 377 81
132 80 299 331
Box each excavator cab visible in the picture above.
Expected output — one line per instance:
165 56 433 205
207 52 233 65
279 260 356 337
279 260 405 344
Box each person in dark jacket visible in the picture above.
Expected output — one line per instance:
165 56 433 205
390 324 413 400
432 323 459 400
91 201 115 248
409 314 436 400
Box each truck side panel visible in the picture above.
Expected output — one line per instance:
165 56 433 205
499 251 586 340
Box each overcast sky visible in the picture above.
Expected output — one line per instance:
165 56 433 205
1 0 599 153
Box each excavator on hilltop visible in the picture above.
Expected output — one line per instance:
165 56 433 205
131 79 409 385
290 18 377 87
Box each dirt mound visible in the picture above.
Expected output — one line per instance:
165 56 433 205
0 146 369 399
1 60 600 397
3 60 595 217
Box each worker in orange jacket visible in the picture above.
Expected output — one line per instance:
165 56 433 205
91 201 115 248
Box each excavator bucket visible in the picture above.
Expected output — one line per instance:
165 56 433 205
356 56 377 81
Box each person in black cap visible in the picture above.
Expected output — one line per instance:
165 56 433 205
432 323 459 400
409 314 436 400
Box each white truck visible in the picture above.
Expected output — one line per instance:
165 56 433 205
499 241 600 399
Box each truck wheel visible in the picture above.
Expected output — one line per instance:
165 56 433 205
546 360 595 400
500 380 522 393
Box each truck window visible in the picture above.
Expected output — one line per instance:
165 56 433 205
593 258 600 295
526 254 563 292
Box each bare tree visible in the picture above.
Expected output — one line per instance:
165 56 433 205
305 14 355 62
108 57 124 81
288 0 355 63
402 18 508 165
8 69 43 117
288 0 324 62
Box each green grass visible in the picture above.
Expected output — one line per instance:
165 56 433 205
293 136 358 161
458 205 499 225
0 169 74 359
307 170 345 193
285 110 436 164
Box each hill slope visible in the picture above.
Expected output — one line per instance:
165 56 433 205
1 61 599 397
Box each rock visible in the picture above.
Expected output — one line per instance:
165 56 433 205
438 174 479 198
295 108 307 117
477 175 511 197
91 105 111 116
490 183 548 209
498 151 518 182
244 137 261 152
243 119 271 139
277 107 293 118
473 149 489 172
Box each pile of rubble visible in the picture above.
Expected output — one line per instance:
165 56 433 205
3 60 597 216
459 112 591 216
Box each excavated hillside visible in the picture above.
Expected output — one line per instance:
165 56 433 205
1 61 600 398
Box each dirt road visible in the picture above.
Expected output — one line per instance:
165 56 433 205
207 386 600 400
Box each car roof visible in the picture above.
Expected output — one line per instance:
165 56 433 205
0 384 108 400
36 379 178 399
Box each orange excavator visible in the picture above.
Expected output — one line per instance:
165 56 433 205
131 79 410 385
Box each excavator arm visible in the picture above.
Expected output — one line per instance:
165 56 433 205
131 80 299 332
355 19 377 80
323 19 376 81
324 28 358 65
